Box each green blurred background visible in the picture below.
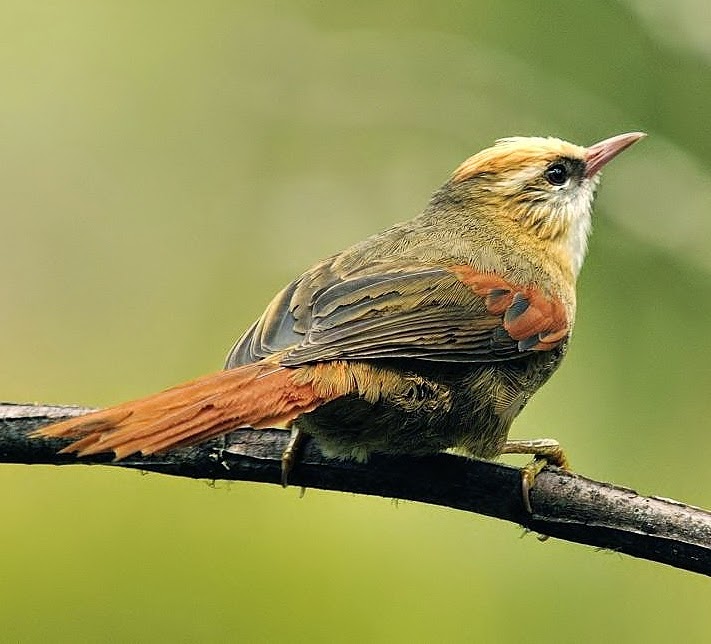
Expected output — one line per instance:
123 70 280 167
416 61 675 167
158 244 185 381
2 1 710 642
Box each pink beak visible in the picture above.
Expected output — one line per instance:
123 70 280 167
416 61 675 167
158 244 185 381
585 132 646 178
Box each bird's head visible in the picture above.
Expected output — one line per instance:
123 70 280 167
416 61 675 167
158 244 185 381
450 132 645 276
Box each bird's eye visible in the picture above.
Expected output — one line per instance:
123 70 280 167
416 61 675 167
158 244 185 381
544 163 569 186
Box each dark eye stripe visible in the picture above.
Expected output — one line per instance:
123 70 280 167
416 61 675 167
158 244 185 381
544 157 585 186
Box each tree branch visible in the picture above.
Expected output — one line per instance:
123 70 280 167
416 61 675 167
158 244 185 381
1 402 709 576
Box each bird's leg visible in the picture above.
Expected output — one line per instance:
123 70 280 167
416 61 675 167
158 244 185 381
281 426 306 488
500 438 570 513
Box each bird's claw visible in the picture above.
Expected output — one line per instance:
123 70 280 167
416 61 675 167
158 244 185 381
501 438 570 513
520 456 550 514
281 427 305 487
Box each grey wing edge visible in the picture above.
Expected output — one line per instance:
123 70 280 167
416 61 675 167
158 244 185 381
225 279 304 368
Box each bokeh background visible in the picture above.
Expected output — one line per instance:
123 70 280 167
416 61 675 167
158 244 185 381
2 1 710 642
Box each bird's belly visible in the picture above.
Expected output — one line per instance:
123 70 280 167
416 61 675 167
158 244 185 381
295 350 565 462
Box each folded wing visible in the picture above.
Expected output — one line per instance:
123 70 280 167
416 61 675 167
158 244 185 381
227 260 568 368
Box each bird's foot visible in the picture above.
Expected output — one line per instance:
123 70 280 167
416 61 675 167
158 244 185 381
501 438 570 513
280 426 306 487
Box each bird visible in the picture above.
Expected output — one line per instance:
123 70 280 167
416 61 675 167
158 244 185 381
33 132 645 509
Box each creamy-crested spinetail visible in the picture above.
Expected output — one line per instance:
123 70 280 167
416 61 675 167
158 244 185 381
34 132 645 508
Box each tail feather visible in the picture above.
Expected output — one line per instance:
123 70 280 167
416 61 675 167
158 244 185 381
33 361 330 459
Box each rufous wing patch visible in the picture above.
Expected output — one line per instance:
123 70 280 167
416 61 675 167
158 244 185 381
449 265 568 352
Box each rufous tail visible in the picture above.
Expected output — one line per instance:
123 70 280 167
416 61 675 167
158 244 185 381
31 361 327 459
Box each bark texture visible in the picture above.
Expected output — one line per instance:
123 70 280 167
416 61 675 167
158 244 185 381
1 403 709 576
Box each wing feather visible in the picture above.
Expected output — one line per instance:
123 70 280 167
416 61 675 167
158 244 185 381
226 260 568 368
